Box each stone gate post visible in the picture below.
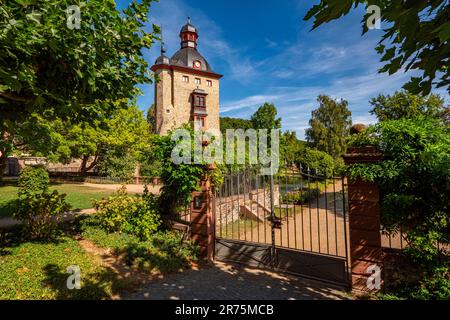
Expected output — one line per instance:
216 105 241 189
189 172 215 261
344 141 384 294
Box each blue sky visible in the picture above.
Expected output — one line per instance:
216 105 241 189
118 0 448 139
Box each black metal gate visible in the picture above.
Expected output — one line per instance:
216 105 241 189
213 165 350 288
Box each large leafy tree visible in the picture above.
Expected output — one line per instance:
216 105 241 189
304 0 450 95
280 131 307 166
219 117 252 133
147 103 156 133
0 0 159 175
370 90 450 122
22 104 150 174
306 95 352 159
250 103 282 130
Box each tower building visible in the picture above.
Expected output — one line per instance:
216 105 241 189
151 18 222 135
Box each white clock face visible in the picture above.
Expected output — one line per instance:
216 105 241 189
193 61 201 69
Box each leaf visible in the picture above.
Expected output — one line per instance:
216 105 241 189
304 4 323 21
381 47 396 62
26 11 42 24
388 57 403 75
438 22 450 43
14 0 35 6
375 44 385 54
75 69 83 79
402 77 423 95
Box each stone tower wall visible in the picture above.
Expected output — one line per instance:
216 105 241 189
155 68 220 135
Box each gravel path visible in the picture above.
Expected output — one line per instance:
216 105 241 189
81 183 161 195
121 261 350 300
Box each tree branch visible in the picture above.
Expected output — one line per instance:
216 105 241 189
0 92 36 103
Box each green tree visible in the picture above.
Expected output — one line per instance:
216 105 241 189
304 1 450 95
280 131 307 166
296 147 335 177
219 117 252 133
25 104 150 175
370 91 449 122
0 0 159 176
305 95 352 159
147 104 156 133
250 103 282 129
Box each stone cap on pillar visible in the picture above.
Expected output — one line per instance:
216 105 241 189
343 147 383 164
343 124 383 165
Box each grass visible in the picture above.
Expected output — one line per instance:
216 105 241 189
218 217 261 240
0 216 199 300
0 230 124 299
77 216 199 274
0 183 113 218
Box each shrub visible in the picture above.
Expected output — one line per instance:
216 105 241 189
96 152 137 181
149 126 206 217
14 190 71 239
14 166 69 239
296 148 335 177
347 117 450 299
380 264 450 300
17 166 49 197
78 216 199 273
150 231 200 262
94 186 161 240
282 183 326 204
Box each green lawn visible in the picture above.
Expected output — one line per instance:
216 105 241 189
79 216 199 274
0 217 199 299
0 183 113 218
0 232 124 299
218 217 261 239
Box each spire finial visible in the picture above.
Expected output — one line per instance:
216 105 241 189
187 16 191 24
160 25 166 54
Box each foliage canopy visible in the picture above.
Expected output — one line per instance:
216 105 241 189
370 90 449 122
306 95 352 159
304 0 450 95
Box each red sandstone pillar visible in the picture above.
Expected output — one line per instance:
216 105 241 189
344 146 384 294
190 176 214 261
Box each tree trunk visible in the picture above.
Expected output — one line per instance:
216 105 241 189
80 155 89 174
0 130 11 181
79 154 99 175
0 150 7 181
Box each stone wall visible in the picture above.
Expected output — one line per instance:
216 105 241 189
155 68 220 135
215 186 280 226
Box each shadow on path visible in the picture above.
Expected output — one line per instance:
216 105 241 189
121 261 350 300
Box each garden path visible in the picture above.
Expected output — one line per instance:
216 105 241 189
82 183 161 195
121 260 350 300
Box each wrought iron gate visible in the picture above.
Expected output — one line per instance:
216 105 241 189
213 165 350 287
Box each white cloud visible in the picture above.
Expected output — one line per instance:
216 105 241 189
265 38 278 48
144 0 449 140
146 0 259 82
222 67 418 139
